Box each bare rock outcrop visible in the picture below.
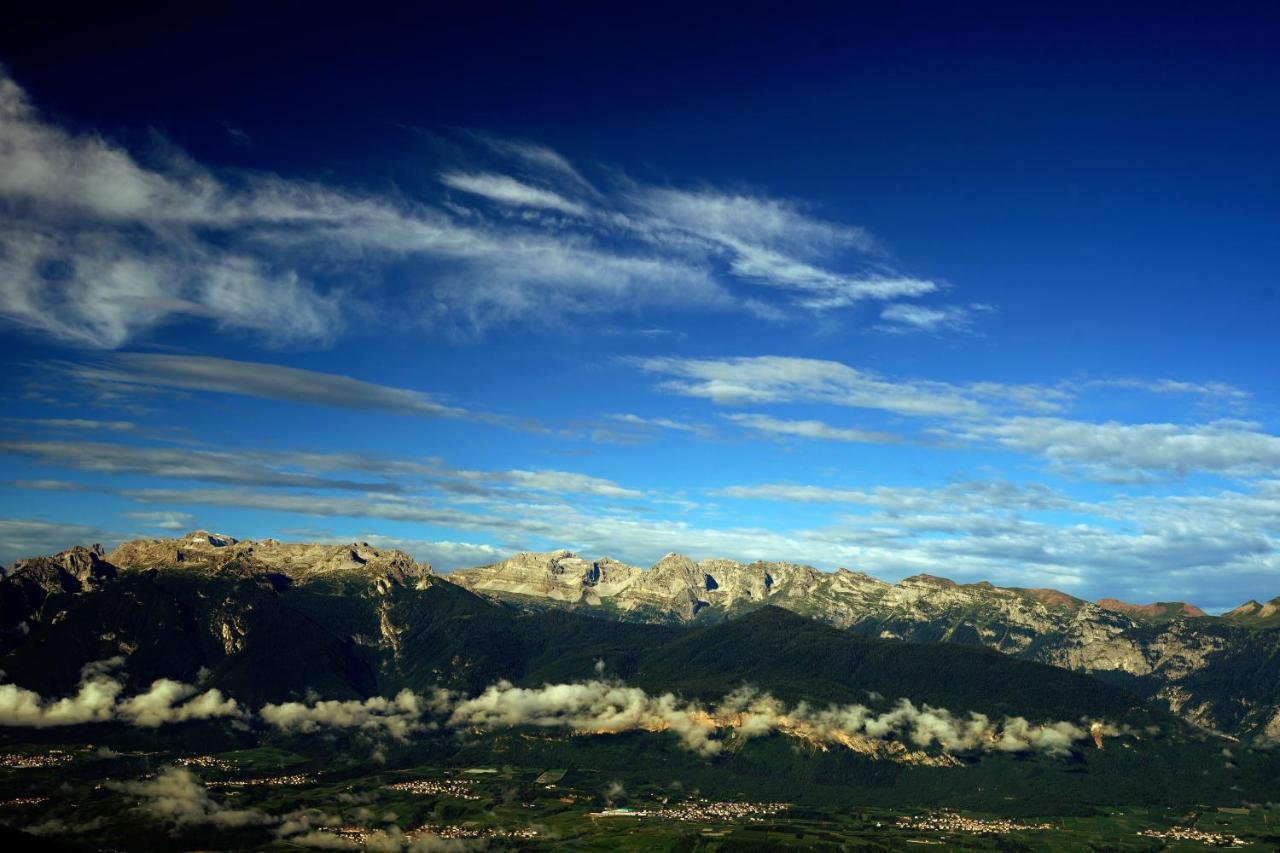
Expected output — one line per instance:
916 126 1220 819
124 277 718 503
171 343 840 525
107 531 432 589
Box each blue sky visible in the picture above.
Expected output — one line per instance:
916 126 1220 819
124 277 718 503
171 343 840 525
1 3 1278 609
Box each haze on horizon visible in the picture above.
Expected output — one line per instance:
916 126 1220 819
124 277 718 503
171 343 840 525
1 4 1278 612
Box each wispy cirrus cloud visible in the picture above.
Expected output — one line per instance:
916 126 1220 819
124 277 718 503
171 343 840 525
0 440 412 493
724 413 902 444
0 71 345 347
0 417 138 432
623 188 939 310
0 70 964 348
0 518 123 564
0 437 648 509
440 170 589 215
635 354 1278 482
62 353 476 419
122 510 196 531
634 355 1065 417
93 473 1280 607
959 417 1280 480
55 352 551 437
713 480 1072 513
878 302 989 334
466 130 600 196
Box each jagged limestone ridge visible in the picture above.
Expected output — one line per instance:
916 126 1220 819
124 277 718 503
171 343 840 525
443 547 1280 741
105 530 434 589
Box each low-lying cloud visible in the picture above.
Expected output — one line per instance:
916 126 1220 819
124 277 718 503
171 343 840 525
0 666 1107 760
0 659 242 728
261 690 447 740
446 680 1098 759
111 766 271 827
103 768 480 850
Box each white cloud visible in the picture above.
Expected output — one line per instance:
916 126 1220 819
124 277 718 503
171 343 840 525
0 440 412 492
352 536 505 572
878 302 977 333
1070 378 1250 402
0 71 968 345
455 468 644 499
0 71 725 345
0 659 242 728
725 413 903 444
585 413 716 444
635 356 1280 481
52 466 1280 606
261 690 433 740
633 188 878 254
969 417 1280 479
0 72 345 347
0 518 121 566
716 480 1069 512
468 131 600 196
446 679 1097 758
0 435 647 510
629 188 940 309
634 355 990 416
441 170 588 215
0 223 341 349
606 413 709 434
111 767 270 828
123 511 195 531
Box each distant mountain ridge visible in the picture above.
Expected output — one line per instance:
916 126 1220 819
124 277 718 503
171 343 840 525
445 547 1245 627
447 548 1280 741
106 530 433 588
3 533 1280 742
1224 597 1280 629
12 531 1280 815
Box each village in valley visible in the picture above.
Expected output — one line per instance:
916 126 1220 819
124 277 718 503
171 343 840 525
1 741 1273 850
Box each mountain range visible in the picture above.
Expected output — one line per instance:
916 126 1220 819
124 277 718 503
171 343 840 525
5 530 1280 818
448 548 1280 741
3 531 1279 747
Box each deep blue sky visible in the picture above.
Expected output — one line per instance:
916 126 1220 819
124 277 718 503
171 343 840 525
1 2 1278 609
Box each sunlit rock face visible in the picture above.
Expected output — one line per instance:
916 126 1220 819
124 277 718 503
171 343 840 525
446 550 1280 742
1224 596 1280 629
107 531 432 589
3 544 117 593
446 550 643 605
1 545 119 653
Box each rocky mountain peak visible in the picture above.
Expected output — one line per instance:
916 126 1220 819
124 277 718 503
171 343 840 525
900 573 959 588
183 530 238 548
3 543 117 593
447 550 643 604
1223 597 1280 629
1229 600 1263 616
1096 598 1207 622
106 533 432 588
1015 588 1086 611
649 553 700 576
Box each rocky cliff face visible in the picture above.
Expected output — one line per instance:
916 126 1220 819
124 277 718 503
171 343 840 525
446 550 641 605
1 544 119 651
108 531 433 590
0 532 451 704
445 549 1280 741
0 533 433 660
